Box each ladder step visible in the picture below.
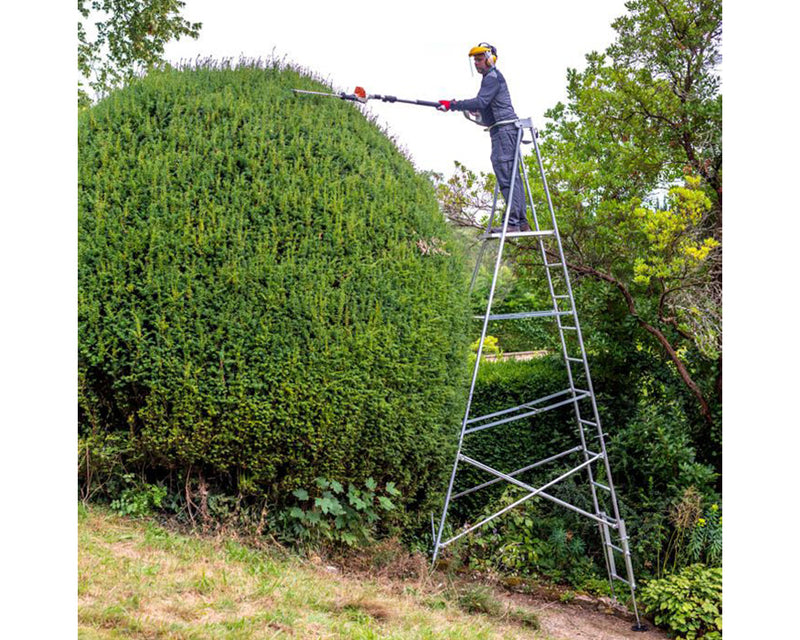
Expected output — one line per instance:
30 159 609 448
554 295 570 299
611 573 631 586
561 325 578 331
545 262 563 268
566 357 584 363
606 542 624 553
579 418 598 426
592 480 611 492
481 230 555 239
474 310 573 321
465 389 592 434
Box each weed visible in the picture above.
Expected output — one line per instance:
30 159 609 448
508 607 541 630
455 584 502 616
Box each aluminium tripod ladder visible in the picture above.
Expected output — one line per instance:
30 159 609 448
432 118 644 630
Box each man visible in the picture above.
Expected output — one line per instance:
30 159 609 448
438 43 530 233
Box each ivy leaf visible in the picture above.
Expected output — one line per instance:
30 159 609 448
292 488 309 501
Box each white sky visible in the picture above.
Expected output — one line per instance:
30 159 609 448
162 0 631 176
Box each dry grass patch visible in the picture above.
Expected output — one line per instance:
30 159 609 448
79 505 554 639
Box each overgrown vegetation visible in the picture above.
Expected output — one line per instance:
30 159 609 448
639 564 722 640
79 58 470 529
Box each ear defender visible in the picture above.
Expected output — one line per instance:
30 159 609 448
468 42 498 67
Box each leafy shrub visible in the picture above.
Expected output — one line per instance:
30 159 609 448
639 564 722 640
608 401 719 577
110 474 167 517
688 502 721 566
78 58 470 522
281 477 401 547
461 488 599 586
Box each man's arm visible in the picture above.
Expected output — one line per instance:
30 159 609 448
450 73 500 112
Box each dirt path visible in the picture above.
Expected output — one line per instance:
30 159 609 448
508 594 670 640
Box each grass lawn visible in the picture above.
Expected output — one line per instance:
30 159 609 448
78 504 548 639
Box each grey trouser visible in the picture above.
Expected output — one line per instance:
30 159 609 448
490 126 526 227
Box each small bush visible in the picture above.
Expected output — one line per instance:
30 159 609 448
460 487 599 587
280 477 402 547
110 474 167 517
639 564 722 640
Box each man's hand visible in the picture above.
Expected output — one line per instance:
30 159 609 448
437 100 453 111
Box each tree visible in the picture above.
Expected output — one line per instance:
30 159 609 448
437 0 722 431
78 0 201 106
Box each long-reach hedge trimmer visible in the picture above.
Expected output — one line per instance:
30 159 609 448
292 85 441 108
293 86 485 124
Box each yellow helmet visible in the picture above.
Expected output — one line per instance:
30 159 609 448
468 42 497 66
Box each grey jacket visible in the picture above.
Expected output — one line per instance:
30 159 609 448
451 67 517 128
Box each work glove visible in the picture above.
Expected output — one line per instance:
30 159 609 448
437 100 453 112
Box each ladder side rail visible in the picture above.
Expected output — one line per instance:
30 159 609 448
518 129 607 527
528 128 615 588
531 130 625 526
531 124 640 621
433 124 526 564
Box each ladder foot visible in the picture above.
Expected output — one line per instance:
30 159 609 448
631 622 649 632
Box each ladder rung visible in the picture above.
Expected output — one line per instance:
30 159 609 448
561 326 578 331
592 481 611 492
474 310 572 321
481 230 555 239
567 357 584 363
545 262 563 268
611 573 631 586
606 542 624 553
554 295 570 299
579 418 597 426
572 388 592 396
465 390 592 434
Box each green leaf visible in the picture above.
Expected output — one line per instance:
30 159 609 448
365 477 377 491
378 496 395 511
292 488 309 501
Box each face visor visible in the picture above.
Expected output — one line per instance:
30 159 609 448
467 44 495 75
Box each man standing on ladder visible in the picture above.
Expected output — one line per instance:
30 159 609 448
437 42 530 232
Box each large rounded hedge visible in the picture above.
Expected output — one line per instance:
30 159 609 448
78 60 470 516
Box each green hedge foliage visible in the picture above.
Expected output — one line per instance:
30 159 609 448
78 59 470 519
